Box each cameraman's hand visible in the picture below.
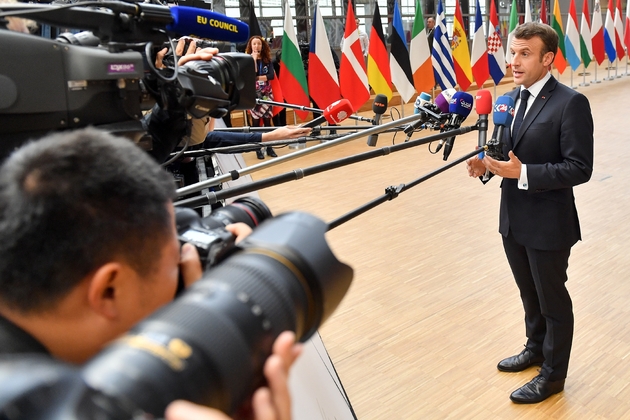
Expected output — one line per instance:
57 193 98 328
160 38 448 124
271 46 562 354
180 243 203 288
156 38 220 69
225 223 252 244
261 126 312 142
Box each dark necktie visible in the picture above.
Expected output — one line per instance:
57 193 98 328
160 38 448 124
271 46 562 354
512 89 531 140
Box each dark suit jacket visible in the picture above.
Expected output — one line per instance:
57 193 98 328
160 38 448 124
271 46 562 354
499 76 593 250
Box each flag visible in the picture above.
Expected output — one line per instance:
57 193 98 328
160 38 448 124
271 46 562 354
339 0 370 112
626 0 630 51
367 2 393 100
471 0 489 88
280 0 310 120
409 0 435 93
565 0 582 70
552 0 568 73
488 0 506 85
390 0 416 103
452 0 473 91
614 0 625 59
540 0 548 24
506 0 519 65
432 0 456 89
308 3 341 109
604 0 617 62
525 0 532 23
269 77 284 116
580 0 593 68
592 0 606 64
247 0 262 37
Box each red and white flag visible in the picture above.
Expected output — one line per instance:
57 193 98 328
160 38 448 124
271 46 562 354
339 0 369 112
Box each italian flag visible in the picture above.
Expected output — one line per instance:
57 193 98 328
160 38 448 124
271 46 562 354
280 0 310 121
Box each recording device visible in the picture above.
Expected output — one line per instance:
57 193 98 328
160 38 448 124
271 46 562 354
176 197 272 268
475 89 492 159
0 210 354 418
441 91 474 161
434 88 456 113
0 2 254 159
366 94 388 147
486 95 516 161
403 92 445 139
301 98 353 128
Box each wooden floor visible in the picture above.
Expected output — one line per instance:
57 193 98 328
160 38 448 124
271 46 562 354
240 65 630 419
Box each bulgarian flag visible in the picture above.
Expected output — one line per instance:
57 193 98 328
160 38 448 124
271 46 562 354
279 0 310 120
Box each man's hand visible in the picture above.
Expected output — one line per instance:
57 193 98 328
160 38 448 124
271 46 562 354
179 243 203 288
482 151 522 179
262 126 312 142
466 155 487 178
225 223 253 244
155 38 220 69
164 331 303 420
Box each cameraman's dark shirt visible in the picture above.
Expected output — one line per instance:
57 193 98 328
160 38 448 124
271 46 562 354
203 131 263 149
0 314 49 356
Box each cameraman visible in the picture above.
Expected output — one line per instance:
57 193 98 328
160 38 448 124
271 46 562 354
148 39 311 164
0 128 301 419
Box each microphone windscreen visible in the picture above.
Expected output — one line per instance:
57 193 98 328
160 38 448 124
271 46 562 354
448 91 474 118
434 93 450 113
324 99 354 124
475 89 493 115
493 95 516 127
372 94 388 114
168 6 250 43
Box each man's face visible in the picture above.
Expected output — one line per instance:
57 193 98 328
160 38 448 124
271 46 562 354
510 36 554 88
427 18 435 29
118 204 180 330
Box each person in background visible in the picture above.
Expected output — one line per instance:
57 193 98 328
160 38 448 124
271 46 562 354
246 35 277 159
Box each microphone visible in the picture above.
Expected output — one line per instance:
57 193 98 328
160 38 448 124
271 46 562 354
486 95 516 161
366 94 389 147
167 6 250 43
434 88 457 113
403 92 442 139
475 89 493 159
300 99 353 128
441 91 474 160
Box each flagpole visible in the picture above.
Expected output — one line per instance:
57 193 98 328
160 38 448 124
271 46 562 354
579 64 590 86
593 63 602 82
615 60 621 77
606 58 613 79
570 68 577 89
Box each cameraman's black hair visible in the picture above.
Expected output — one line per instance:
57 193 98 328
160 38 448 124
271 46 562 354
0 128 177 313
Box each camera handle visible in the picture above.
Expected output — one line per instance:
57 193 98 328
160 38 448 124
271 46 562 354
173 123 484 209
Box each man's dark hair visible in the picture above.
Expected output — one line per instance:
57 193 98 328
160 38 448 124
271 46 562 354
513 22 558 60
0 128 177 313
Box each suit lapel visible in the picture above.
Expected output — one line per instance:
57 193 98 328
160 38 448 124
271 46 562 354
504 88 519 151
512 77 557 149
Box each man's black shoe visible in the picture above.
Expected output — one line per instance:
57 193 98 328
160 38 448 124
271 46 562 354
510 375 565 404
497 347 544 372
256 149 265 160
266 147 278 157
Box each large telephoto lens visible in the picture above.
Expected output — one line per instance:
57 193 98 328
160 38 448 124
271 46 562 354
81 212 353 417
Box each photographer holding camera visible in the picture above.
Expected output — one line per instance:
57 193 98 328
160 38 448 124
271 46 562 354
0 127 302 419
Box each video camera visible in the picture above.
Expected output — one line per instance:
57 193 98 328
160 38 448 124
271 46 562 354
0 0 257 159
0 198 354 418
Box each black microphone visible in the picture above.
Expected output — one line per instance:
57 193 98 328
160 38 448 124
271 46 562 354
442 91 474 161
366 94 388 147
403 92 446 140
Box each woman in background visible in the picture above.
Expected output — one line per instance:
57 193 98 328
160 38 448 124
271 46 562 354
245 35 277 159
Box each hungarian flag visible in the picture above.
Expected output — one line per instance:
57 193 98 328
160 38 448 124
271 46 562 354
409 0 434 94
451 0 473 91
505 0 519 65
591 0 606 64
279 0 310 120
488 0 506 85
308 3 341 108
580 0 593 69
565 0 582 70
614 0 625 59
339 0 369 112
552 0 568 73
367 2 392 100
470 0 489 89
390 0 416 103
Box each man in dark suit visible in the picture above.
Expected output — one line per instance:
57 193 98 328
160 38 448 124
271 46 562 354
466 22 594 404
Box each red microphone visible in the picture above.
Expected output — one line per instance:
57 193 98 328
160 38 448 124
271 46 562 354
301 99 353 128
475 89 492 158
